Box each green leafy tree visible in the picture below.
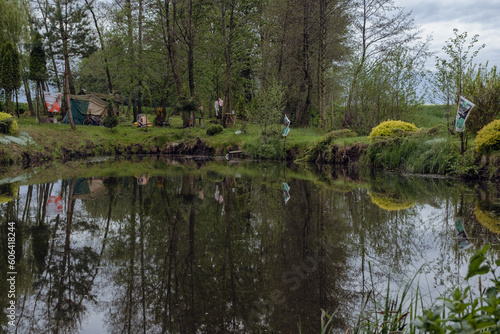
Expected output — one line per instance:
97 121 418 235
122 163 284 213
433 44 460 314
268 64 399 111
345 0 423 128
0 0 24 48
143 85 152 107
29 32 48 117
0 41 22 114
44 0 96 96
433 29 484 131
250 79 285 140
462 64 500 135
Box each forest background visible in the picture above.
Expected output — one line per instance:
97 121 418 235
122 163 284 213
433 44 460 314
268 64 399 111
0 0 499 138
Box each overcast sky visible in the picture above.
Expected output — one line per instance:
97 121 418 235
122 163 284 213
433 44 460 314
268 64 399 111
396 0 500 69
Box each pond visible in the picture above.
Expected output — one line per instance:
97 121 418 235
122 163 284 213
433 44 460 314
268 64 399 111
1 157 500 333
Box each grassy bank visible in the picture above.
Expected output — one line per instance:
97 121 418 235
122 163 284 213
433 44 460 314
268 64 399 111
0 115 323 166
1 106 499 181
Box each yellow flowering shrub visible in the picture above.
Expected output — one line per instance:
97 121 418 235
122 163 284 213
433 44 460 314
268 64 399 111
0 183 19 204
369 191 415 211
474 203 500 235
0 112 19 135
474 119 500 154
369 120 417 141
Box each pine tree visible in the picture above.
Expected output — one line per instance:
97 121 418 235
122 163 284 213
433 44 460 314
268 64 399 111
29 32 48 118
0 41 22 114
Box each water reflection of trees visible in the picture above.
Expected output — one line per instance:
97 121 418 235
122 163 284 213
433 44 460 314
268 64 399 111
1 164 500 333
1 180 101 333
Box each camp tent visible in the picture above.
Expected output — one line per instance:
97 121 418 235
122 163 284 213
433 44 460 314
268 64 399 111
62 94 108 125
73 178 107 200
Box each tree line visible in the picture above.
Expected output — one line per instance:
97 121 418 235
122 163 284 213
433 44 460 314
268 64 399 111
0 0 498 134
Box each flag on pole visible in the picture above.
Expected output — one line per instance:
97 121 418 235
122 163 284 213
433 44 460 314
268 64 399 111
284 114 290 127
282 182 290 204
214 100 219 116
455 96 475 132
455 217 472 250
283 114 290 137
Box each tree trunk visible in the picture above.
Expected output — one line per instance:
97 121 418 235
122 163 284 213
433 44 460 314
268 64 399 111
221 0 236 127
64 56 75 130
59 0 75 129
318 0 327 128
187 0 195 97
84 0 114 93
295 0 312 127
36 0 62 91
138 0 144 115
165 0 183 96
22 75 34 114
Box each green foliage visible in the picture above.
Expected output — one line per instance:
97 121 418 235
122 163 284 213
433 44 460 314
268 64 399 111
462 64 500 134
29 32 47 83
0 41 21 113
369 120 418 140
413 244 500 334
364 128 460 175
244 136 286 160
432 29 485 132
0 0 25 47
0 111 18 135
475 119 500 154
103 115 119 129
250 79 285 138
143 86 152 107
406 105 448 129
435 29 484 104
300 129 358 162
206 125 223 136
176 95 200 128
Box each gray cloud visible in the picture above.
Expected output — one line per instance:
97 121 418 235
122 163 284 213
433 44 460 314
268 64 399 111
397 0 500 67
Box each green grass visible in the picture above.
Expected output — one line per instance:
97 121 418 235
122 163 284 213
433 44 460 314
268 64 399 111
9 104 494 177
7 115 326 162
406 105 449 128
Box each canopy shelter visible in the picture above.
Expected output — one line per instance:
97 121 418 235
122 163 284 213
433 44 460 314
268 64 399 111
73 178 107 200
62 94 109 125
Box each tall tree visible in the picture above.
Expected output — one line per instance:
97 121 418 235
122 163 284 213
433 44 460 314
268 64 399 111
434 29 484 106
43 0 96 95
317 0 350 128
29 32 48 120
0 41 22 114
159 0 183 96
34 0 62 91
220 0 237 126
83 0 114 94
345 0 420 128
259 0 350 128
0 0 24 48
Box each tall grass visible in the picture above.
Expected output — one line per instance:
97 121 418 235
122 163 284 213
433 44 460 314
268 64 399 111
406 105 448 129
318 245 500 334
363 127 463 175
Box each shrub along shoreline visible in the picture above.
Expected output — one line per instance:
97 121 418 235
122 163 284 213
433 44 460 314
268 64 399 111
0 116 499 182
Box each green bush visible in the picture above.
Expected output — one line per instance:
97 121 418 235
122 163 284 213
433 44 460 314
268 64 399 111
206 125 223 136
364 134 460 175
0 112 18 135
475 119 500 154
103 115 119 129
299 129 358 162
369 120 417 140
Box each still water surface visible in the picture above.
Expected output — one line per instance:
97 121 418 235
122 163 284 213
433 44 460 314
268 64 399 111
1 158 500 333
